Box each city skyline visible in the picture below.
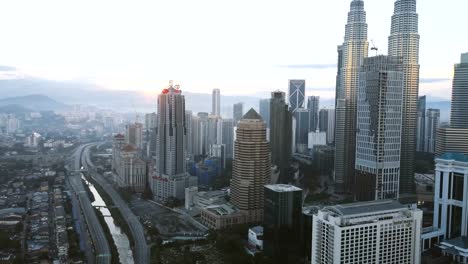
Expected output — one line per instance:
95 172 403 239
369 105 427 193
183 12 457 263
0 0 466 100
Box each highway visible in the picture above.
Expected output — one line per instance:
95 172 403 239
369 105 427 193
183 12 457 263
82 144 150 264
69 145 112 264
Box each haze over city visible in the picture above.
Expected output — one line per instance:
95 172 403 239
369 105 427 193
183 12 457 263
1 0 468 263
0 0 467 99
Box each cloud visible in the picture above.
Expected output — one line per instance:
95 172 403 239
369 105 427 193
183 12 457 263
420 78 451 84
277 64 337 69
0 66 16 71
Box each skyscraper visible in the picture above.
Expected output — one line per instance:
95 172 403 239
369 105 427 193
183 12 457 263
212 88 221 116
388 0 420 194
450 52 468 129
355 55 404 201
270 91 292 175
424 109 440 153
319 108 335 145
185 111 193 156
231 109 270 223
233 102 244 124
152 82 196 200
307 96 320 132
221 118 234 159
263 184 302 263
436 53 468 157
294 108 310 154
259 98 271 128
288 80 305 113
125 122 143 150
334 0 368 193
312 200 422 264
416 96 426 152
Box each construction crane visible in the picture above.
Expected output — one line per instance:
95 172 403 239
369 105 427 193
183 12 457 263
371 40 379 56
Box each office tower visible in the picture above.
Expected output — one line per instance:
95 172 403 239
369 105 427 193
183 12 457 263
191 116 202 156
212 88 221 116
435 53 468 157
307 96 320 132
207 115 222 148
355 56 404 201
185 111 193 156
388 0 420 194
233 102 244 124
259 98 271 128
334 0 369 193
294 109 310 154
152 82 196 200
270 91 292 174
319 108 335 145
263 184 302 263
145 112 157 132
197 112 209 155
231 109 270 223
436 127 468 157
416 96 426 152
288 80 305 113
221 118 235 159
450 53 468 128
312 200 422 264
125 122 143 149
424 109 440 153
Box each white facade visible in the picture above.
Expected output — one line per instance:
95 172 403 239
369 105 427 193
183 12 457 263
212 88 221 116
152 174 197 201
308 132 327 150
422 153 468 262
185 186 198 210
312 200 422 264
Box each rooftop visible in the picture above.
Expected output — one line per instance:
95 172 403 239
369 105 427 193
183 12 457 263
205 202 239 216
325 200 407 217
439 152 468 163
242 108 262 120
265 184 302 193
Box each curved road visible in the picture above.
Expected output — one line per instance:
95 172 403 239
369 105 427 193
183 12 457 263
82 144 150 264
69 144 111 264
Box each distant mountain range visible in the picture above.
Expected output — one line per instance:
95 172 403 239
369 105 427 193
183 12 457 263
0 74 452 120
0 94 69 112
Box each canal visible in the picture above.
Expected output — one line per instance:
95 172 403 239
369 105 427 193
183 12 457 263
82 175 134 264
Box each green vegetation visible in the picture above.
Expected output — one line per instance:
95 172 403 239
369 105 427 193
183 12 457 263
415 152 435 173
93 207 120 264
85 174 135 248
304 192 331 204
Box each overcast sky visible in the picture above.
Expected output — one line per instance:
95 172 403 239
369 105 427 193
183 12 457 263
0 0 466 99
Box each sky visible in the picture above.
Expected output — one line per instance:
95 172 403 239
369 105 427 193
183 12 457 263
0 0 466 100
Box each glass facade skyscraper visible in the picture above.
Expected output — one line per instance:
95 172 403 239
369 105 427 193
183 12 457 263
388 0 420 194
355 55 404 201
288 79 305 113
334 0 368 193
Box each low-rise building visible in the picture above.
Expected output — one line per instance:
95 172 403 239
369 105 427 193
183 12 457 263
200 202 245 230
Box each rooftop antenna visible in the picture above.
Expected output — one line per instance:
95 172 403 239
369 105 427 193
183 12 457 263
371 40 379 56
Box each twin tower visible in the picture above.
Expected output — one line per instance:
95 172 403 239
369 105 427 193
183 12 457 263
334 0 420 200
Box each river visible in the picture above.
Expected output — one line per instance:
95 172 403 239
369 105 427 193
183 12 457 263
82 175 135 264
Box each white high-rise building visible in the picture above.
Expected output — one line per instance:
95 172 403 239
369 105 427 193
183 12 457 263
312 200 422 264
422 153 468 262
355 56 404 201
212 88 221 117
